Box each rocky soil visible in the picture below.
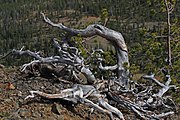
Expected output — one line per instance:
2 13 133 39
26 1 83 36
0 65 179 120
0 65 110 120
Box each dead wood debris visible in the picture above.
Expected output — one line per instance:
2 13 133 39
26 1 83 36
10 42 177 120
5 13 177 120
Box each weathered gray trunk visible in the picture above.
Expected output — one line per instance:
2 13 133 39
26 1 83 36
41 13 129 87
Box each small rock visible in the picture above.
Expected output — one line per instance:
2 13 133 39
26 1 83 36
41 86 45 89
17 91 22 97
19 109 31 118
55 88 60 92
10 115 21 119
0 64 5 69
4 98 11 103
51 103 62 115
6 83 15 90
32 112 41 118
18 98 24 104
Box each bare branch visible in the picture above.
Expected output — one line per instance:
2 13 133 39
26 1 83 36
99 63 118 71
142 74 165 87
41 12 130 87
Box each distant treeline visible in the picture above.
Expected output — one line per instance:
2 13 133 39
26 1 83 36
0 0 179 66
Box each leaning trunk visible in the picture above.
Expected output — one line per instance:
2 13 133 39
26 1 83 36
41 13 129 87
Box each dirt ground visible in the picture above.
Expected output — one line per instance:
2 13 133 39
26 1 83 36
0 66 111 120
0 65 179 120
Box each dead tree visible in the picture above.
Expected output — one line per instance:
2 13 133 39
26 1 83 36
13 38 176 120
6 12 177 120
41 12 129 88
164 0 174 66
